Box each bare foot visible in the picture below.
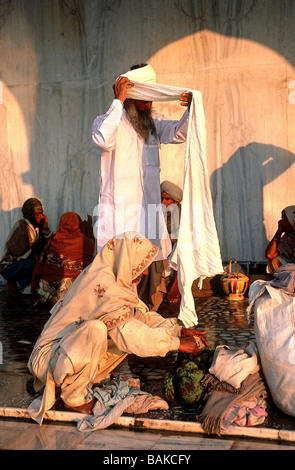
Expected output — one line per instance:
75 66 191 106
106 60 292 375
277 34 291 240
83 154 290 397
64 398 96 415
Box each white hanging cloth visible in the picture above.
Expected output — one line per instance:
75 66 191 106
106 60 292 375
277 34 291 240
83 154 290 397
123 75 223 327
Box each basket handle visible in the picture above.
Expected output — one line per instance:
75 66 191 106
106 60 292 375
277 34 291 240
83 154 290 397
229 258 239 279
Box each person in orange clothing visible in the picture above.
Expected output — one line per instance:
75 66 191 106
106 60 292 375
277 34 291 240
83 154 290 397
32 211 94 304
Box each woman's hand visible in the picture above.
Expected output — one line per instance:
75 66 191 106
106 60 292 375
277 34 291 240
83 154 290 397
181 327 209 346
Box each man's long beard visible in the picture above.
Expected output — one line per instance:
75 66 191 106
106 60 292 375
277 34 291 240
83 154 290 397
126 103 156 144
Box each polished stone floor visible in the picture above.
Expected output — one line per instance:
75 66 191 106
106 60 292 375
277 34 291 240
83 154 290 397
0 282 294 450
1 419 295 451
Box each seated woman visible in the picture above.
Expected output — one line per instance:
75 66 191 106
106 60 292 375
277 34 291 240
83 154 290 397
31 212 94 304
265 205 295 275
27 232 208 422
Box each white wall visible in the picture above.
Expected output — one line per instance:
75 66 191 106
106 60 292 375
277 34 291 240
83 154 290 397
0 0 294 263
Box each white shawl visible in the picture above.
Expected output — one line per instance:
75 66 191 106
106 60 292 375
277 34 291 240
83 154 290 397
122 69 223 327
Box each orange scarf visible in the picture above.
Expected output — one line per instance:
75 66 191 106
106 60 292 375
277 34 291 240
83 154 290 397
32 212 94 289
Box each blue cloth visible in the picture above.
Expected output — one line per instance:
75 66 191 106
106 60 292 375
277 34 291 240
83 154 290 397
1 258 36 289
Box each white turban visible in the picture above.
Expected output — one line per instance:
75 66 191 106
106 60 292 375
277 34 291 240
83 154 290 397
119 63 192 102
161 181 183 203
284 205 295 229
120 64 157 84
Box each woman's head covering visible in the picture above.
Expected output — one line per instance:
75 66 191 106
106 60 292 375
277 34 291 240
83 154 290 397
56 212 86 236
35 232 159 345
22 198 43 219
283 206 295 230
161 180 183 203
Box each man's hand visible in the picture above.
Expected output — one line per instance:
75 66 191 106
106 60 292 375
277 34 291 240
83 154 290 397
113 76 134 102
179 92 192 110
179 336 207 355
39 214 49 231
179 328 209 355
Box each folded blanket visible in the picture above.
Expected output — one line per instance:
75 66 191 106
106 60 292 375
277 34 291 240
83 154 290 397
221 398 268 432
199 371 267 435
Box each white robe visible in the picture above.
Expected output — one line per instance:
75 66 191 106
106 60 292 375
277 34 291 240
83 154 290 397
92 99 189 260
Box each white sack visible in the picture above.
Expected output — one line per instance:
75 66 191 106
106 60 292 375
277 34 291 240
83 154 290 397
247 281 295 417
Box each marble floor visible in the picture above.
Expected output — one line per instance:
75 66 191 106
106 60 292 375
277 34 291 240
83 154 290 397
0 285 295 450
1 418 295 451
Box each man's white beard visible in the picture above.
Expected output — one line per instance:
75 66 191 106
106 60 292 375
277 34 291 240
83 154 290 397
126 102 156 143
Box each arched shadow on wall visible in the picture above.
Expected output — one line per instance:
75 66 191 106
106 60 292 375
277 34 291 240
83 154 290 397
211 143 295 262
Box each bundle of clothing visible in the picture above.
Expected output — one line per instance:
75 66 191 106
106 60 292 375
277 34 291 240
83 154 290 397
162 347 215 409
76 375 168 432
199 341 268 434
163 340 268 434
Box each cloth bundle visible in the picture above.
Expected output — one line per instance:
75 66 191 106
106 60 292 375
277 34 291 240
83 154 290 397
77 375 168 432
200 372 268 434
221 397 268 432
199 341 268 434
207 341 260 388
121 64 223 327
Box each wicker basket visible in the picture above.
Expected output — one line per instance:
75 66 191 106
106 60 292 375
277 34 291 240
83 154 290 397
220 258 249 301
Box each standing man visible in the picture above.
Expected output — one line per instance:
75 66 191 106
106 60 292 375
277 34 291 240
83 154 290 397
91 63 192 263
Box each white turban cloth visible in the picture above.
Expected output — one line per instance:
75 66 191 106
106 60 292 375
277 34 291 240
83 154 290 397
119 64 223 327
121 64 157 84
161 181 183 203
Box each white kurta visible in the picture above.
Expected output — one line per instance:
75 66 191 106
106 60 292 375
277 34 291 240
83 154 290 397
92 99 189 260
